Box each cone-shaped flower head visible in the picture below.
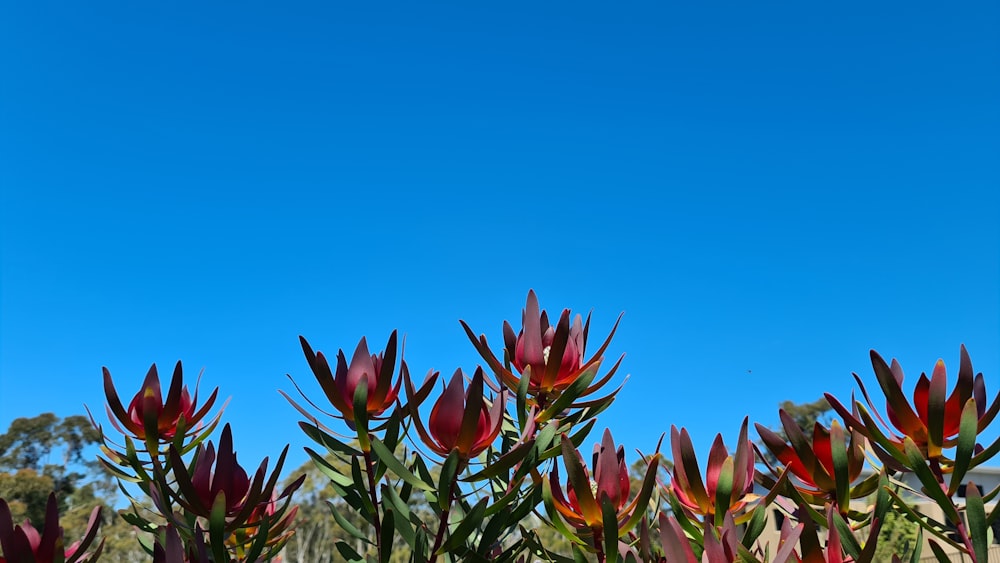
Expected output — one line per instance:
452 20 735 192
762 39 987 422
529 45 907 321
103 361 220 442
300 331 401 422
549 429 659 536
190 424 251 516
670 418 756 523
828 345 1000 460
756 413 865 510
407 366 506 459
462 290 623 400
0 493 103 563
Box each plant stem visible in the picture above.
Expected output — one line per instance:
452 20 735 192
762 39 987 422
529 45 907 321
429 462 463 563
593 526 606 563
363 448 383 563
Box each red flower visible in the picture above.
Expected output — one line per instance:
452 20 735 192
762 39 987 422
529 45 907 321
103 361 220 442
549 429 659 537
406 366 505 459
0 493 103 563
670 419 755 521
462 290 622 399
756 413 865 509
828 345 1000 460
189 424 252 516
300 331 401 422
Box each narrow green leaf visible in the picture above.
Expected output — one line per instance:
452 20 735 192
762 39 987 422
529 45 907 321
370 437 433 491
902 438 960 523
927 540 951 563
298 422 359 456
353 377 370 451
334 540 365 562
437 497 489 554
830 420 850 512
383 484 415 548
741 503 768 548
829 508 862 560
380 508 395 563
438 449 461 510
714 456 735 528
602 496 619 563
209 492 228 563
966 480 989 563
949 398 979 495
327 499 370 542
304 447 355 488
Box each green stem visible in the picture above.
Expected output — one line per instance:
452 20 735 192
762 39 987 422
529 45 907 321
363 448 383 563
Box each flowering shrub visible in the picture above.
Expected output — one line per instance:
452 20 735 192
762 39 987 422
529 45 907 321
2 290 998 562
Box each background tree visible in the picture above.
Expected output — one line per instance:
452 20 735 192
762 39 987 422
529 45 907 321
0 413 147 560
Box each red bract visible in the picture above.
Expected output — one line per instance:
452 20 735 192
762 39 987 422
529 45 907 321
756 413 865 509
300 331 401 423
462 290 622 398
828 345 1000 459
549 429 659 536
405 366 505 459
104 361 220 442
670 419 755 522
190 424 251 516
0 493 103 563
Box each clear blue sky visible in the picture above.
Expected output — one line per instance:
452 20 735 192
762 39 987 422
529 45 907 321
2 1 998 473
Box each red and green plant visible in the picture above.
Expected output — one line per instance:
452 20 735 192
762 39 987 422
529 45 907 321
3 291 999 562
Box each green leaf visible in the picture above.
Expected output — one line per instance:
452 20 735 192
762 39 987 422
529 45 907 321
438 449 461 510
299 421 359 456
209 492 228 563
561 434 600 526
353 377 370 451
327 499 371 542
334 540 366 562
949 398 979 495
516 367 531 431
380 508 395 563
902 438 960 524
477 508 510 555
741 503 768 548
966 480 989 563
537 365 598 423
370 437 433 491
830 420 850 512
304 447 355 488
927 540 951 563
437 497 489 554
463 440 533 482
829 508 862 560
383 484 416 548
542 477 589 547
713 456 735 528
601 497 619 563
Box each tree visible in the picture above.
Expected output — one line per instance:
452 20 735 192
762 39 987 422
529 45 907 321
0 413 147 560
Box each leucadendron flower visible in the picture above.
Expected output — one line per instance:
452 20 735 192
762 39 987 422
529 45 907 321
169 424 303 527
300 331 401 424
670 418 756 525
827 345 1000 461
404 366 506 460
462 290 623 401
548 429 659 538
103 361 221 443
756 412 869 513
0 493 103 563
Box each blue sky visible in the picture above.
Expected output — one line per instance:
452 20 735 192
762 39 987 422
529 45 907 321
2 1 998 473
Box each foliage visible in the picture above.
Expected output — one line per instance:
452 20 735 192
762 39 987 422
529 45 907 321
2 290 1000 563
